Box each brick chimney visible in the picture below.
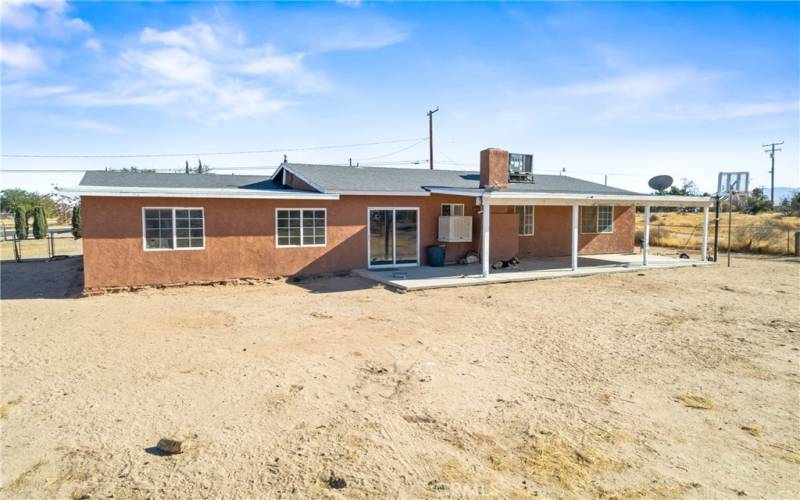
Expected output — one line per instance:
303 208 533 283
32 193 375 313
479 148 509 189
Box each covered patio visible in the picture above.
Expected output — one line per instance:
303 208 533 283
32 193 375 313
355 253 712 291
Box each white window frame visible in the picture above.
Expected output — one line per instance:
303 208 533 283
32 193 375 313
142 207 205 252
441 203 465 216
514 205 534 236
275 208 327 248
580 206 614 234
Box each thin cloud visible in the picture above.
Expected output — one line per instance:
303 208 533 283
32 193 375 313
1 0 91 37
71 119 120 134
556 68 723 100
0 41 45 70
84 38 102 52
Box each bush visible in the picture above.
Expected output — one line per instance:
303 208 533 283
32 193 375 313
32 206 48 239
71 205 82 239
14 207 28 240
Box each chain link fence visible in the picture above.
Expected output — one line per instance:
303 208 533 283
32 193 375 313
1 228 82 262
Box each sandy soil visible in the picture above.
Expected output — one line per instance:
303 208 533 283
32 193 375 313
1 255 798 498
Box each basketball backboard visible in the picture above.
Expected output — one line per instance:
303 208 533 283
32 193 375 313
717 172 749 196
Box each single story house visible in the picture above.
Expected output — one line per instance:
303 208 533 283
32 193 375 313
61 148 713 291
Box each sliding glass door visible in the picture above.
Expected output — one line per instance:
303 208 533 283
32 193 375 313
368 208 419 268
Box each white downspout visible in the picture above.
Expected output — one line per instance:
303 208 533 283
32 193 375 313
571 204 579 271
482 196 491 277
643 205 651 266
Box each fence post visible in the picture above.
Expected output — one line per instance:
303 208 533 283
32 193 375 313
795 231 799 257
12 233 21 262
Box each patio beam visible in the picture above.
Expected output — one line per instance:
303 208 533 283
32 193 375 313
643 206 651 266
702 205 709 261
571 205 578 271
482 197 491 277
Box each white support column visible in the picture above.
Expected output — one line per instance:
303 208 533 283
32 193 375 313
701 205 709 261
571 205 579 271
481 196 491 277
643 205 651 266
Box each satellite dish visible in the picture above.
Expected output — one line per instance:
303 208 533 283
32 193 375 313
648 175 674 192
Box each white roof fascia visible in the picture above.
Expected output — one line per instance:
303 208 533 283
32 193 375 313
483 191 713 207
336 191 431 197
425 188 485 198
57 185 340 200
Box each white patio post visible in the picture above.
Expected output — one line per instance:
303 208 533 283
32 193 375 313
571 205 579 271
643 205 651 266
701 205 709 261
482 196 491 277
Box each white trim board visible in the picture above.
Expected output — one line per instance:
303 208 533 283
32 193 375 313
58 185 340 200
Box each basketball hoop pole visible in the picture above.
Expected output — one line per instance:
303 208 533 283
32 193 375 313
727 193 734 268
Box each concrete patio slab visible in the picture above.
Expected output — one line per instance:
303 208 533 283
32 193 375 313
353 253 713 291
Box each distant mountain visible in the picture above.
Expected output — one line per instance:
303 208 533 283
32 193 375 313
765 186 799 204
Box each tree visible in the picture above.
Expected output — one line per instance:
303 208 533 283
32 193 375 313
14 207 28 240
785 192 800 216
1 188 57 217
32 206 48 239
663 178 699 196
745 187 773 215
71 205 82 239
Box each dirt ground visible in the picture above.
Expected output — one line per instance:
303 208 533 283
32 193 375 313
1 255 798 498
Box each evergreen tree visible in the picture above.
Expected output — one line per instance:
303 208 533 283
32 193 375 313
14 207 28 240
32 206 48 239
72 205 82 239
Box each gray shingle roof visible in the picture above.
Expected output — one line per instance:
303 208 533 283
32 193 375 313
77 164 641 196
79 171 281 190
284 163 639 195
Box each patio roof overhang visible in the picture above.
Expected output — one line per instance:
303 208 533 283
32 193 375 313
423 187 714 279
426 187 713 208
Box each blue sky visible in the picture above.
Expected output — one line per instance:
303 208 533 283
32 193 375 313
1 1 798 195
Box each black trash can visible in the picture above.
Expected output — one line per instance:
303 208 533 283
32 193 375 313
426 244 446 267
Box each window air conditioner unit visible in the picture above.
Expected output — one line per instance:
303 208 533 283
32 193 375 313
438 216 472 242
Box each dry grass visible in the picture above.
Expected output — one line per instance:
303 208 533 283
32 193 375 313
636 211 800 255
741 425 764 437
0 237 82 261
674 394 716 410
0 397 23 419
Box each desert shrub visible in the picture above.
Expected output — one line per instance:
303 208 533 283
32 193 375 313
14 207 28 240
32 206 48 239
71 205 82 239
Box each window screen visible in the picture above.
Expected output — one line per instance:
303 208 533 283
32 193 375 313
144 209 174 249
597 206 613 233
441 203 465 216
144 208 204 250
514 206 534 235
277 209 326 247
580 206 613 233
175 209 205 248
580 206 597 233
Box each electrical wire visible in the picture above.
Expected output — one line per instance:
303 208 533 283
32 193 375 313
353 138 429 162
1 137 428 159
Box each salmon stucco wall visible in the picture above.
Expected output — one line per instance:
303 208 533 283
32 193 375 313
81 194 479 289
81 195 635 289
515 205 635 258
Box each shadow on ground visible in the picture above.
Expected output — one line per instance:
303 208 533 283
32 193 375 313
286 274 380 294
1 256 84 300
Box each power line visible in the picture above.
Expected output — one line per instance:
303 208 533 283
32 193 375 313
0 137 428 159
353 138 428 162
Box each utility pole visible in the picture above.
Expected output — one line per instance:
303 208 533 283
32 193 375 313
762 141 783 206
427 107 439 170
